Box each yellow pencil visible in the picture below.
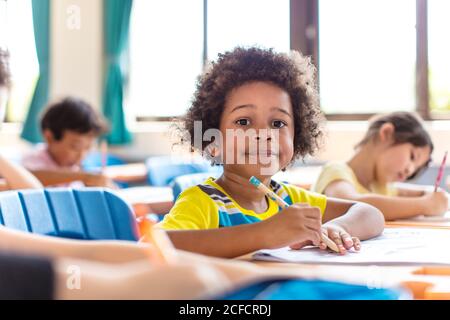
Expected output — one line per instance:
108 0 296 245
138 217 177 264
249 176 340 253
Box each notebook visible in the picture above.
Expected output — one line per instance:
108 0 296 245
253 227 450 266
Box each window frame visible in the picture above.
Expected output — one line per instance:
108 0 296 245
131 0 448 122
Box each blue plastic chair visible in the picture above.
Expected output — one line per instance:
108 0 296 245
146 156 221 186
171 171 222 200
216 279 404 300
0 188 138 241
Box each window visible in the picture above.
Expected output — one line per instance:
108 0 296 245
428 0 450 114
129 0 449 121
2 0 39 122
128 0 289 119
318 0 416 115
207 0 290 61
128 0 204 119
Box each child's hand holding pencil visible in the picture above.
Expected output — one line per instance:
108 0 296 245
249 176 344 254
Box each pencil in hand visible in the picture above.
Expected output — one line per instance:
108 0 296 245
434 151 448 192
249 176 339 253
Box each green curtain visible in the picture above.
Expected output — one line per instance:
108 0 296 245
21 0 50 143
102 0 133 145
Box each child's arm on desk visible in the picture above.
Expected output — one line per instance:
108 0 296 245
0 224 149 263
30 169 117 188
324 180 448 220
164 204 324 258
318 198 384 254
0 155 43 189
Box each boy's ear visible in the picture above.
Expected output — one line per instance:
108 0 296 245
378 123 395 144
42 129 55 144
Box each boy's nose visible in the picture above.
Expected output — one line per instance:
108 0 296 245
255 129 273 141
256 135 272 141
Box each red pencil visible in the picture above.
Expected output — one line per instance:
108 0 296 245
434 151 448 192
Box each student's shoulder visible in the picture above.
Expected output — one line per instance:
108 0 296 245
173 179 218 206
321 161 352 174
316 161 356 183
22 144 53 168
312 161 356 194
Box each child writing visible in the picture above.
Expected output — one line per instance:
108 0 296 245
312 112 449 220
158 47 384 258
22 97 117 188
0 48 42 190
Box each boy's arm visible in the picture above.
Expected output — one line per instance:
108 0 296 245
0 155 43 189
322 197 385 241
164 203 325 258
0 224 149 263
164 224 268 259
395 185 426 197
324 180 448 220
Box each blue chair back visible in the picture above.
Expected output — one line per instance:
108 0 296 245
146 156 220 186
0 188 138 241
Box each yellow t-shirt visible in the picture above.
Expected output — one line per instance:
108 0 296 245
312 162 397 196
158 177 327 230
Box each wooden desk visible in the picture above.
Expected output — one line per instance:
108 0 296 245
238 224 450 300
103 163 148 183
240 254 450 299
115 186 174 217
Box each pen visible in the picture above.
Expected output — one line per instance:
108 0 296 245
434 151 448 192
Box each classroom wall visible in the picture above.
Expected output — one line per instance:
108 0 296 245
1 1 449 166
50 0 103 110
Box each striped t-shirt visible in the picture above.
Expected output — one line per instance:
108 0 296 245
158 177 327 230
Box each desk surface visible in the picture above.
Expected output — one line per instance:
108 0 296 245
115 186 174 216
237 224 450 300
103 163 148 183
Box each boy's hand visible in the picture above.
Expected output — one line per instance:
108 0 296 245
320 222 361 255
261 203 322 249
422 190 449 216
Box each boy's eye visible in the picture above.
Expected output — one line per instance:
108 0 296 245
272 120 286 128
410 152 415 161
236 119 250 126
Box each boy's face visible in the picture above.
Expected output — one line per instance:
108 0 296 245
44 129 96 167
375 142 431 184
218 81 295 179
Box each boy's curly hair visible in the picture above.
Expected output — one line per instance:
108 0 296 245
183 46 324 161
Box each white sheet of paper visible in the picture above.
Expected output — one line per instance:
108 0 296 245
253 228 450 265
